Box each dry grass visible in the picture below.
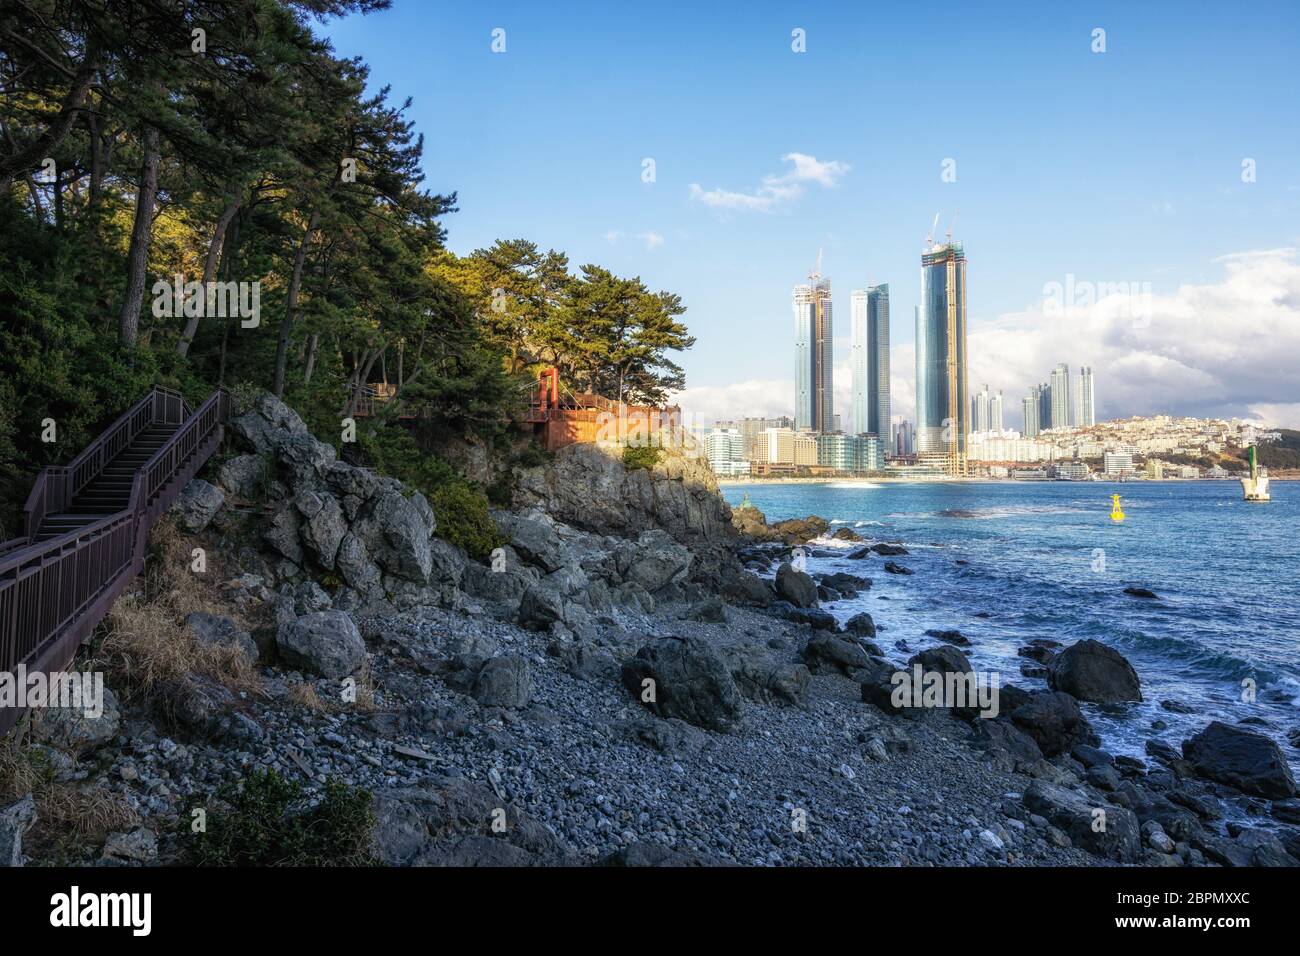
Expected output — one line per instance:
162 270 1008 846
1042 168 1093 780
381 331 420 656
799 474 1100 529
286 682 325 712
90 518 263 703
0 739 139 855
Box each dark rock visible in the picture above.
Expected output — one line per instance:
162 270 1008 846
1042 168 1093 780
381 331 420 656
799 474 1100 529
818 571 869 597
774 562 818 608
844 611 877 638
831 527 862 542
275 610 366 679
883 561 913 575
685 595 728 623
1123 587 1159 600
171 479 225 533
803 634 871 674
846 546 872 560
621 635 744 732
907 645 972 676
924 629 970 646
1160 699 1196 714
472 655 533 709
0 795 36 866
1182 721 1297 798
771 515 830 544
1010 691 1100 757
971 720 1045 773
871 543 909 556
723 646 811 706
1023 780 1141 862
1047 639 1142 703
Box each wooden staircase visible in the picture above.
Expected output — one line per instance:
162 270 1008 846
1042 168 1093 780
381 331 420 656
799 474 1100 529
0 386 230 735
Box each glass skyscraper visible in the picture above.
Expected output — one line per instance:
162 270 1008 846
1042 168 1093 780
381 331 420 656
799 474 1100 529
794 270 833 433
1050 363 1071 430
850 284 890 438
915 241 968 474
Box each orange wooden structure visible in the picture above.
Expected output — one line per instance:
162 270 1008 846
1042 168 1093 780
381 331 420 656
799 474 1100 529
526 368 681 452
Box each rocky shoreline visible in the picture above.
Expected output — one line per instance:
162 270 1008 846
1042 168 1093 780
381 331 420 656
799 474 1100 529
3 395 1297 868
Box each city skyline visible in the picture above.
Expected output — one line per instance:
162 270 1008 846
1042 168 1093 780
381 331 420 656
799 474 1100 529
323 4 1300 431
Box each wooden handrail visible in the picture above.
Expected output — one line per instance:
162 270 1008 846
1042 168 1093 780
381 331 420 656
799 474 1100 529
0 386 228 736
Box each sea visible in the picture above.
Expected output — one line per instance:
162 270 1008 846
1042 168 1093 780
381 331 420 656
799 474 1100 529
720 479 1300 773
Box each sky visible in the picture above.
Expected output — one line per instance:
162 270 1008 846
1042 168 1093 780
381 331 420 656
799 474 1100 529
321 0 1300 429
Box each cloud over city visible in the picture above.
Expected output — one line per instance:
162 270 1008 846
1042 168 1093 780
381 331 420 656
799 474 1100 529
674 248 1300 430
688 153 849 213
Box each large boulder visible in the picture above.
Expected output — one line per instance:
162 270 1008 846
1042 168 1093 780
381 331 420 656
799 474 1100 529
1182 721 1297 799
1023 780 1141 862
771 516 829 544
495 512 565 573
472 655 533 709
1010 691 1099 757
217 453 268 499
31 686 121 753
626 530 692 593
370 779 570 866
621 635 745 732
803 634 871 674
275 610 366 679
230 392 309 453
722 645 811 706
774 561 817 608
908 645 973 676
352 490 435 583
171 479 224 533
1048 639 1142 703
295 491 347 569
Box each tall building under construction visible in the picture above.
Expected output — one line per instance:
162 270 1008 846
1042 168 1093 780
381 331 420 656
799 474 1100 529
915 239 968 475
794 262 834 433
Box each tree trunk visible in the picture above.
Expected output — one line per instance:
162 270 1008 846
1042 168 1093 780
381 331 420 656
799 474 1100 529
273 207 320 396
341 348 382 419
217 215 241 384
118 125 161 349
178 191 242 356
303 333 320 384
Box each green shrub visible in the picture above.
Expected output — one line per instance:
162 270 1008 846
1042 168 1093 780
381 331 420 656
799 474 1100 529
431 480 505 561
187 768 374 867
623 444 661 471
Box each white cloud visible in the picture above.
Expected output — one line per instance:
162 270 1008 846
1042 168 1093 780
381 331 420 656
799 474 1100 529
689 152 849 213
675 249 1300 430
605 229 665 250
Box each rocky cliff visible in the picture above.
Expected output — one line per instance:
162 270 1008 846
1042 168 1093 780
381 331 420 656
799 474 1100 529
512 440 734 546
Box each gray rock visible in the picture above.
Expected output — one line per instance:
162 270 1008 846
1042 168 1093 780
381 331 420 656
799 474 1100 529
185 612 258 663
31 685 121 753
370 779 568 866
908 645 973 676
497 512 565 572
298 491 346 569
275 610 366 679
774 561 818 608
844 611 877 638
264 504 304 564
217 453 269 499
1010 691 1100 757
352 491 434 583
1023 780 1141 862
626 530 692 593
723 645 811 706
101 827 158 865
1048 639 1142 703
230 392 309 453
803 634 871 674
472 655 533 709
171 479 224 533
0 795 36 866
621 635 745 732
1182 721 1297 799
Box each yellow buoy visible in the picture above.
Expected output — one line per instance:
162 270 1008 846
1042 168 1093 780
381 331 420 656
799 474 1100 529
1109 494 1125 522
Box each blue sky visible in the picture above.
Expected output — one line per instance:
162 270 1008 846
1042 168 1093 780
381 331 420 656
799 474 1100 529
323 1 1300 427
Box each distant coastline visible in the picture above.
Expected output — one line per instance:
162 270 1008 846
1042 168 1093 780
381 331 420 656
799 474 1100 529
715 475 1297 486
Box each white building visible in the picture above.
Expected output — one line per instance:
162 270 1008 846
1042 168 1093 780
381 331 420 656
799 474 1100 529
1103 451 1135 476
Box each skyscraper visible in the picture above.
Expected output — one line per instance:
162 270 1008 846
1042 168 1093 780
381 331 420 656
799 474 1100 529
1038 382 1052 431
989 389 1004 432
850 284 891 438
915 239 968 475
794 263 833 433
1022 392 1040 438
1074 366 1095 426
1049 363 1070 431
